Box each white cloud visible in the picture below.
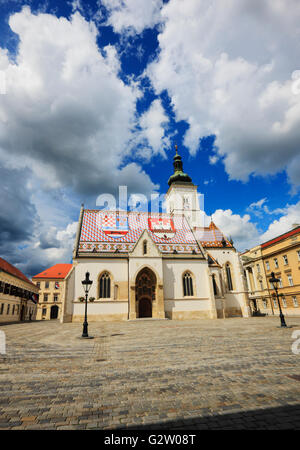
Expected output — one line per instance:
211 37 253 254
247 198 268 218
212 200 300 251
247 197 287 217
248 198 268 210
18 220 78 278
212 209 260 251
133 98 169 159
0 7 166 276
203 178 214 185
209 155 219 165
259 201 300 243
0 7 157 197
146 0 300 189
102 0 163 34
70 0 83 13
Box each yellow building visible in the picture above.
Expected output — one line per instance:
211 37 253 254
32 264 73 320
241 225 300 316
0 257 39 323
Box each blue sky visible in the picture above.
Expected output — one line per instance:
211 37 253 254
0 0 300 276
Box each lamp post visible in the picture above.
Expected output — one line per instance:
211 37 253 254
269 272 287 328
81 272 93 339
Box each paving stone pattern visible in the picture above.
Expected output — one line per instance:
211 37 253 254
0 317 300 430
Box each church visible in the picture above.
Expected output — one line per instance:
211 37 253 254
61 148 250 323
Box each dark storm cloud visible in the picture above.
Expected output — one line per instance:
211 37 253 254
0 166 37 245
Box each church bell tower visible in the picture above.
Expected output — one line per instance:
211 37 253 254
165 145 205 228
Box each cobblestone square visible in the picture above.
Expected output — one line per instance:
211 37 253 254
1 316 300 430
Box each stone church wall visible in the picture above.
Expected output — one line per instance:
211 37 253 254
71 258 129 322
208 248 250 318
72 300 128 322
164 299 211 319
66 249 249 322
163 258 214 319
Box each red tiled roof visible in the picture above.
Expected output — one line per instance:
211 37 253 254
0 257 36 286
261 226 300 249
32 264 73 279
194 221 232 248
77 210 203 255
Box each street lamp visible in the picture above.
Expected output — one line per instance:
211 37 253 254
81 272 93 339
269 272 287 328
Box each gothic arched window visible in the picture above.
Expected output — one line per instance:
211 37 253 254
183 272 194 297
99 272 111 298
226 264 233 291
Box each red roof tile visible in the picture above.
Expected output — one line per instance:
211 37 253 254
0 257 36 286
194 221 232 248
32 264 72 279
77 210 203 255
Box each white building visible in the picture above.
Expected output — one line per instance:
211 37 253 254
62 148 250 323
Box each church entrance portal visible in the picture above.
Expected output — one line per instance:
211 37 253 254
136 268 156 319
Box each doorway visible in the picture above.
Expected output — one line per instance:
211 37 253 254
139 297 152 318
135 267 156 319
50 305 59 319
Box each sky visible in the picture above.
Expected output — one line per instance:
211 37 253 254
0 0 300 277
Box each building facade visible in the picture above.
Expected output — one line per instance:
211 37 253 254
241 226 300 316
241 245 273 315
61 148 250 323
32 264 73 320
0 257 39 323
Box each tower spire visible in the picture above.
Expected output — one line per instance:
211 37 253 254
168 144 193 187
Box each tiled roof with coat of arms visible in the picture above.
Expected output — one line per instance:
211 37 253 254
77 210 204 255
